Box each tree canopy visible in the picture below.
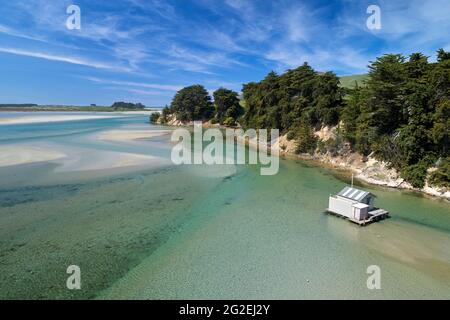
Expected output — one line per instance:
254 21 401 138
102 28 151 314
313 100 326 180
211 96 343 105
241 63 343 133
111 102 145 110
213 88 243 126
162 49 450 188
341 50 450 188
170 85 214 122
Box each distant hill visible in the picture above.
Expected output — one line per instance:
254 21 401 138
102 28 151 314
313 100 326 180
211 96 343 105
0 104 159 112
0 104 38 108
339 74 369 89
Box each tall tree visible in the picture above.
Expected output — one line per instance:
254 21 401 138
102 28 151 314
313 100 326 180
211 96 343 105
170 85 214 121
213 88 243 125
365 54 406 135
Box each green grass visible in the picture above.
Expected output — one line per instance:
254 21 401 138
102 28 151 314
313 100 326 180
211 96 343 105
339 74 369 89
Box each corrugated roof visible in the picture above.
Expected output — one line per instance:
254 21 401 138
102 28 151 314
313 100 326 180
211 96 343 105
337 186 371 201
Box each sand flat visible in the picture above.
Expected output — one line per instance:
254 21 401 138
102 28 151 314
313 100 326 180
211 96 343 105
0 145 66 167
0 114 119 125
98 129 171 142
54 150 167 172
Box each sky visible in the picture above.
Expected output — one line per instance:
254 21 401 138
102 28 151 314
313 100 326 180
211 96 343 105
0 0 449 107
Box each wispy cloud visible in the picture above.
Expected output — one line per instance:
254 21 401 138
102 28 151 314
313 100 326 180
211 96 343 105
0 24 48 43
0 47 132 72
1 0 449 105
84 76 183 91
103 86 174 96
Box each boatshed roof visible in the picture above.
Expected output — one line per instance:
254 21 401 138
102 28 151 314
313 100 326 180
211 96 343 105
338 186 372 202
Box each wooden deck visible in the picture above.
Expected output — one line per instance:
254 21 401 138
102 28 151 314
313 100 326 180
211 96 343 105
326 208 389 226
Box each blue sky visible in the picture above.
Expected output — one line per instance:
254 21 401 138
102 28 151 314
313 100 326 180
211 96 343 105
0 0 449 106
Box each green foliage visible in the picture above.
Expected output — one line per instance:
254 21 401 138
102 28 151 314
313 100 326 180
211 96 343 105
159 106 171 124
320 133 346 156
223 117 237 127
294 116 318 155
400 161 429 189
286 131 296 141
111 102 145 110
242 63 343 133
429 157 450 188
0 104 38 108
341 85 363 146
170 85 214 122
343 49 450 187
210 117 219 124
213 88 243 125
430 99 450 155
149 112 160 123
162 49 450 189
437 49 450 62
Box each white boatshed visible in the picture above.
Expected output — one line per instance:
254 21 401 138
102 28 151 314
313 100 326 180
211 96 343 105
328 186 375 221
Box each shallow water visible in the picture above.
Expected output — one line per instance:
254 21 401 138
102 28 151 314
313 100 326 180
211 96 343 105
0 113 449 299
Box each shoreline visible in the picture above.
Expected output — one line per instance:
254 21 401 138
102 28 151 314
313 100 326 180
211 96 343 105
0 145 67 167
0 127 171 171
97 129 171 142
0 114 122 125
159 120 450 201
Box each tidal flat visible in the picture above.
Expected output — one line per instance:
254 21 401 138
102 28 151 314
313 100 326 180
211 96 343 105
0 112 449 299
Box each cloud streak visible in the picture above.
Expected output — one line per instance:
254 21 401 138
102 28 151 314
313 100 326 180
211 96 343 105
84 76 184 92
0 47 133 72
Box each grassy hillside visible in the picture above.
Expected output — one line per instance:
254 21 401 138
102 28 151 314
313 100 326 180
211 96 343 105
339 74 369 89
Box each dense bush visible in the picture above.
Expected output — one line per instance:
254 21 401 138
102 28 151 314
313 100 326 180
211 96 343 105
213 88 243 125
111 102 145 110
223 117 237 127
429 157 450 188
150 112 160 123
342 49 450 187
400 162 429 189
163 49 450 188
241 63 343 133
294 116 318 155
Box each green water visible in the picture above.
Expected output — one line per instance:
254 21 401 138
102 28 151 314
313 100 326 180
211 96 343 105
0 113 449 299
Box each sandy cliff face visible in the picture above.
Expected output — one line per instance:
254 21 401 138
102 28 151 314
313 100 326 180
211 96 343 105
157 118 449 200
275 127 449 200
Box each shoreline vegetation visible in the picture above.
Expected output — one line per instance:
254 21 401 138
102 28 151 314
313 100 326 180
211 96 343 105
0 101 159 112
151 49 450 200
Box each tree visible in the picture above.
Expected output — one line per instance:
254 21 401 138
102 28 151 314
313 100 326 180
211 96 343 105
341 85 363 146
170 85 214 122
312 71 343 126
429 157 450 188
213 88 243 125
241 63 343 133
431 99 450 155
111 102 145 110
344 50 449 187
160 106 172 124
295 115 317 155
150 112 160 123
364 54 406 135
437 48 450 62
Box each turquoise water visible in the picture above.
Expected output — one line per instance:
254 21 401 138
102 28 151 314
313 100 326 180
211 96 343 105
0 113 449 299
